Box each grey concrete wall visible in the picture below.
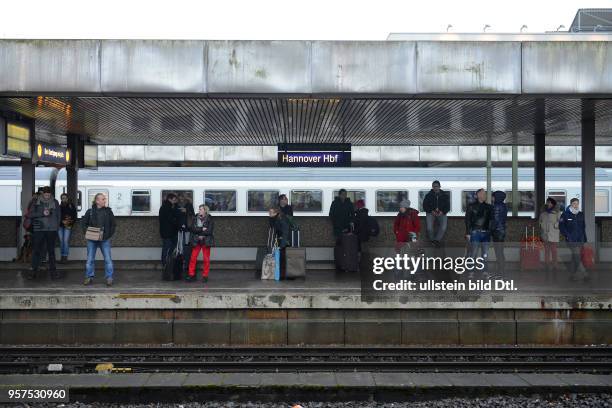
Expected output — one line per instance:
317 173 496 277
1 308 610 345
3 216 611 248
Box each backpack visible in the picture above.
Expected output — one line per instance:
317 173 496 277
367 216 380 237
22 208 32 232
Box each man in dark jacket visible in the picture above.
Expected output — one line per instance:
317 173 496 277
491 191 508 278
268 207 290 279
465 188 494 277
28 186 61 280
559 198 588 282
329 189 354 240
423 180 450 247
159 193 179 265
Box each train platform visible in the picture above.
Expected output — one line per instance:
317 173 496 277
1 261 611 346
0 260 611 310
0 372 611 403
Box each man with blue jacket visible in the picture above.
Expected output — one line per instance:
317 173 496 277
559 198 588 282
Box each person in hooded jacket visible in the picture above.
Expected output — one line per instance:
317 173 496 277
186 204 215 283
28 186 61 280
539 197 561 277
58 193 77 263
393 200 420 251
329 189 354 240
176 194 195 275
268 207 290 279
491 191 508 278
82 193 116 286
159 193 179 266
559 198 588 282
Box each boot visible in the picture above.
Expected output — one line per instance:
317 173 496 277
60 256 67 263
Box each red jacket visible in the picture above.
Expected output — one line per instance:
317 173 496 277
393 209 420 242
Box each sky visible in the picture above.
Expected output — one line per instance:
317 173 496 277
0 0 607 40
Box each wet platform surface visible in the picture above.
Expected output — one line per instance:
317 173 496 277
0 261 611 309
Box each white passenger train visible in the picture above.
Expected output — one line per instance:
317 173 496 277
0 166 611 217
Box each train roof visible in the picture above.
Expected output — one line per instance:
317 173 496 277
1 166 612 182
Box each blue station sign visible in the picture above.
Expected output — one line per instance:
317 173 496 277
35 142 72 166
277 143 351 167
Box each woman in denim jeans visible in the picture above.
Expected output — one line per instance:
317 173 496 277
58 193 77 263
81 193 116 286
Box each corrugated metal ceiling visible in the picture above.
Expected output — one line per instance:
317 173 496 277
0 97 610 146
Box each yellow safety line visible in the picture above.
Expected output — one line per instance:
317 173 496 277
116 293 178 299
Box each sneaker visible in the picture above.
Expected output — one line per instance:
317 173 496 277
26 270 36 280
202 276 209 283
106 278 113 287
84 277 93 285
60 256 67 263
185 275 196 283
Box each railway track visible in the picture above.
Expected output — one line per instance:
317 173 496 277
0 346 610 374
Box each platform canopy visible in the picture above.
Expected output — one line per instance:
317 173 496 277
0 37 611 146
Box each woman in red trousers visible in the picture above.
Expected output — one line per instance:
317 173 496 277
393 199 420 251
186 205 215 283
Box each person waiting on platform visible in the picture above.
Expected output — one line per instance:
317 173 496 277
58 193 77 263
491 191 508 279
465 188 494 279
422 180 450 247
329 189 354 240
393 200 420 252
82 193 116 286
278 194 293 217
186 205 215 283
159 193 179 266
559 198 588 282
176 194 195 276
539 197 561 278
28 186 61 280
268 207 290 279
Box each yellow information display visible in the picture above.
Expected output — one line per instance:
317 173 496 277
6 122 31 158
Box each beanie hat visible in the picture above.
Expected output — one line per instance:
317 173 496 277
399 199 411 209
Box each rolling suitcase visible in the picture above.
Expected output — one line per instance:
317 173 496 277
255 246 268 279
286 247 306 278
520 226 542 271
291 228 300 247
335 232 360 272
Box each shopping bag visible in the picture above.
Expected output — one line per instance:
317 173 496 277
581 244 595 269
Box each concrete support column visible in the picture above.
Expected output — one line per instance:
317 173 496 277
534 134 546 219
581 99 596 244
66 134 82 208
534 99 546 220
20 159 35 214
511 145 519 217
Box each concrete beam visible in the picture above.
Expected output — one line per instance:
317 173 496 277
1 39 611 95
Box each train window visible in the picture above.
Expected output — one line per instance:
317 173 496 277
204 190 237 212
248 190 279 212
87 189 109 207
332 190 366 204
161 190 193 205
376 190 408 213
418 190 452 213
596 189 609 214
546 190 566 211
504 190 535 212
291 190 323 212
131 190 151 213
461 190 477 212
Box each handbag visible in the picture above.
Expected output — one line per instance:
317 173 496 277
85 226 104 241
581 244 595 269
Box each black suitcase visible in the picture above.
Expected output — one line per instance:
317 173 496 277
285 247 306 278
335 233 360 272
291 229 300 247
